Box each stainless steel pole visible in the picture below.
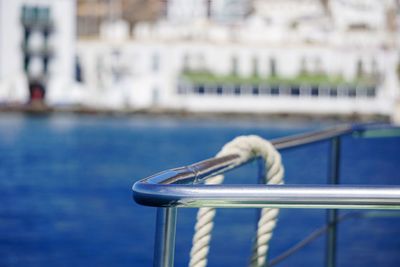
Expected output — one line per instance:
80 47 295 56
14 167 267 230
326 137 340 267
256 157 267 223
153 207 177 267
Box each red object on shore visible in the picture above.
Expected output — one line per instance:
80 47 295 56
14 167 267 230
29 82 45 101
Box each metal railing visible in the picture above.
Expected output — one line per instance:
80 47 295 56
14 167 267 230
132 123 400 267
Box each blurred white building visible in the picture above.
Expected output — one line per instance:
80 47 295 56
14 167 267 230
166 0 209 23
77 0 400 116
1 0 399 117
166 0 250 24
0 0 78 105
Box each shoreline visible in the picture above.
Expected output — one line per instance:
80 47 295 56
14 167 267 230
0 104 390 123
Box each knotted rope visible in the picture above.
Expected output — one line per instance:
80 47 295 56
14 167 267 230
189 135 284 267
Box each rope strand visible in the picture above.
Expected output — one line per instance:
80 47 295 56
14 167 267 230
189 135 285 267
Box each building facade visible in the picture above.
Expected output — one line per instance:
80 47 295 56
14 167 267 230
0 0 77 105
77 0 400 116
1 0 399 116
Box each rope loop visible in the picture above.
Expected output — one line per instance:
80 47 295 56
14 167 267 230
189 135 285 267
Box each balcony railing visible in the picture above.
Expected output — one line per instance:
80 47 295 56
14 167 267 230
177 80 377 98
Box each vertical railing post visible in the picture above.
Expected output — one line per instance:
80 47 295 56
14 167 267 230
153 207 177 267
256 157 268 267
326 137 341 267
256 157 267 222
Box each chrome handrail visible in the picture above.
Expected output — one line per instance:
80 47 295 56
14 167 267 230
133 123 400 210
131 123 400 267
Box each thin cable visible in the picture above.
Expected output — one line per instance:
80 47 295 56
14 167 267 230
269 211 400 266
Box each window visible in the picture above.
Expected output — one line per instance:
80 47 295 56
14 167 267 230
43 56 50 75
348 88 356 97
356 59 364 77
24 55 30 72
311 86 319 96
152 87 159 105
195 84 205 94
152 53 160 72
271 85 279 95
197 53 205 70
231 56 238 75
24 28 31 43
252 57 259 77
37 7 50 24
182 54 189 71
252 86 259 95
21 5 35 23
330 88 338 97
269 58 277 77
217 86 223 95
371 59 379 78
291 86 300 96
366 87 376 97
234 86 241 95
300 57 307 74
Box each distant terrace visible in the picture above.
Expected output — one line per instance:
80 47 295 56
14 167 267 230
178 71 379 98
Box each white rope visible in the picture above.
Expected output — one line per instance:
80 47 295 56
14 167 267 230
189 135 285 267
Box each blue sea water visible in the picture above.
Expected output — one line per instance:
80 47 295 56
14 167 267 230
0 114 399 267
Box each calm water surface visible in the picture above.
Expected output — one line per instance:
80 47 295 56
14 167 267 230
0 114 399 267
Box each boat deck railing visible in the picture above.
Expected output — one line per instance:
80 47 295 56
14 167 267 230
132 123 400 267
